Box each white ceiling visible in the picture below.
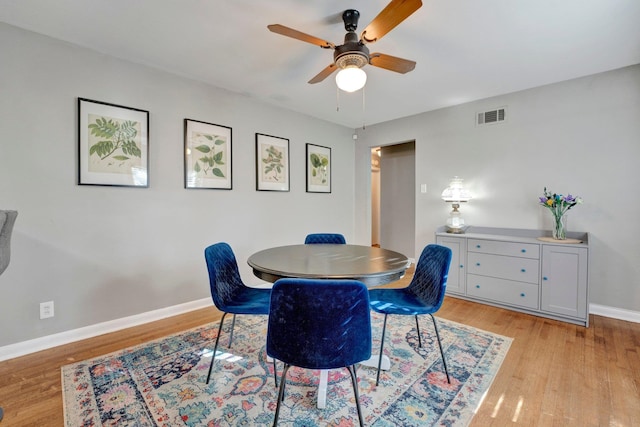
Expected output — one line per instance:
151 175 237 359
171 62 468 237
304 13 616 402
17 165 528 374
2 0 639 128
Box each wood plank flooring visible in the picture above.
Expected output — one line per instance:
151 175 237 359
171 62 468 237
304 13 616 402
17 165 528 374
1 271 639 426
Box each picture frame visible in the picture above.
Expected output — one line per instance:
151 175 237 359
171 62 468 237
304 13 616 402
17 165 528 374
184 119 232 189
78 98 149 187
256 133 290 192
306 143 331 193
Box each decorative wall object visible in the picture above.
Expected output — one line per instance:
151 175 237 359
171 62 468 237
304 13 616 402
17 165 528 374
184 119 232 189
256 133 289 192
306 143 331 193
78 98 149 187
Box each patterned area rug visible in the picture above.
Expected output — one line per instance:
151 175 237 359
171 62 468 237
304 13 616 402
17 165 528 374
62 313 511 426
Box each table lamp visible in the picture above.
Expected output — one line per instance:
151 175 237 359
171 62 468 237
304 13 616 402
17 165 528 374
441 177 472 233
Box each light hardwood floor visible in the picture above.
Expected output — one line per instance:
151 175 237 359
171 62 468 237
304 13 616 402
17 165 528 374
1 271 639 426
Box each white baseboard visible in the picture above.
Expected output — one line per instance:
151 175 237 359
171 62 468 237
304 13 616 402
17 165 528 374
0 298 211 362
590 303 640 324
1 299 637 362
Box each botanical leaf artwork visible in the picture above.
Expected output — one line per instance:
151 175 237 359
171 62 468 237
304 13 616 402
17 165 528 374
87 114 142 174
189 131 227 179
309 152 329 185
261 144 286 183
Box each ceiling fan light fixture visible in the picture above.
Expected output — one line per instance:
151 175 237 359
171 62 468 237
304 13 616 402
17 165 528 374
269 0 422 93
335 66 367 92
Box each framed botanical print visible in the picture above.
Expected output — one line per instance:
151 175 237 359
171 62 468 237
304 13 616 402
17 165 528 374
184 119 232 189
256 133 290 192
78 98 149 187
306 143 331 193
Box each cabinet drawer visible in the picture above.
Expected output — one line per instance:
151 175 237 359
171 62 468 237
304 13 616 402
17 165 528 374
468 252 539 284
468 239 539 259
467 274 539 309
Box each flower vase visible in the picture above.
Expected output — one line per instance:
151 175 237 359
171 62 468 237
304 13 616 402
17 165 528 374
552 214 567 240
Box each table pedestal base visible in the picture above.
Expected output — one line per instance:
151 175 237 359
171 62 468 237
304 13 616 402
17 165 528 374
315 355 390 409
318 370 328 408
360 354 390 371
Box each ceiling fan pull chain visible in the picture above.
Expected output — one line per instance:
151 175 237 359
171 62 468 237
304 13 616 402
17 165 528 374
336 86 340 112
362 87 366 129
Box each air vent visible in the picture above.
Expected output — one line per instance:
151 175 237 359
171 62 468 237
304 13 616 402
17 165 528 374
477 107 506 126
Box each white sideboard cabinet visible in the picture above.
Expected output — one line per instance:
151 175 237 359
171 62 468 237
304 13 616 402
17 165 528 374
435 226 589 326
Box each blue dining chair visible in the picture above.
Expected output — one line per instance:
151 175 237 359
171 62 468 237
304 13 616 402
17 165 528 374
304 233 346 244
368 244 453 386
267 278 371 427
203 242 271 384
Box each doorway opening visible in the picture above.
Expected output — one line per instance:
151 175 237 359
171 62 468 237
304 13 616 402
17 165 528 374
371 148 381 247
371 141 416 258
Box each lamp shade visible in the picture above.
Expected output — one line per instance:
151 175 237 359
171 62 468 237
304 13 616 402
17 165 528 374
441 177 472 202
335 66 367 92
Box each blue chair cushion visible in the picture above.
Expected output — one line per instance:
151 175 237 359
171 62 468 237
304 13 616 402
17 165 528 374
369 288 439 315
222 285 271 314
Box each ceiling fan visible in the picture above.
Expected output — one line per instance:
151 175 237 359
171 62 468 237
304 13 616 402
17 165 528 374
268 0 422 92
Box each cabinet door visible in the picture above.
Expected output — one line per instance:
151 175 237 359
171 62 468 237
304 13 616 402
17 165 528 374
541 245 588 320
436 235 466 295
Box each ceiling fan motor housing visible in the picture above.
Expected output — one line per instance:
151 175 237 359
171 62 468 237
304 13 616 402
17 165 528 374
334 31 370 69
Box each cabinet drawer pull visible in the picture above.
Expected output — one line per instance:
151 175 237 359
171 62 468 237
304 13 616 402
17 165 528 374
476 262 481 266
476 244 481 248
543 276 548 281
475 285 480 288
460 264 464 268
520 293 526 297
521 268 526 273
521 249 526 253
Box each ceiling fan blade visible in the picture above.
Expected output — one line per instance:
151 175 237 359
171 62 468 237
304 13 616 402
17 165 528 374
369 53 416 74
267 24 335 49
308 64 338 84
360 0 422 44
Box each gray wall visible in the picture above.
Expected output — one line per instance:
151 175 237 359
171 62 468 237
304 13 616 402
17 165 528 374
1 21 638 350
355 64 640 312
0 23 355 347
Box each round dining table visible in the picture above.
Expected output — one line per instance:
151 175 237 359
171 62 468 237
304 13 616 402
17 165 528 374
247 243 410 409
248 243 409 287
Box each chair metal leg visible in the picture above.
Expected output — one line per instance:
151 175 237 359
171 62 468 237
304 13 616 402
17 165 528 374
228 314 237 348
347 365 365 427
206 312 229 384
272 359 278 387
280 369 287 402
429 314 451 384
376 314 389 386
272 363 291 426
415 315 423 348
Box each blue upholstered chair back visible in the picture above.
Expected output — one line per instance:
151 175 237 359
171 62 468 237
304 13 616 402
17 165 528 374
407 244 452 310
204 242 246 312
304 233 346 244
267 279 371 370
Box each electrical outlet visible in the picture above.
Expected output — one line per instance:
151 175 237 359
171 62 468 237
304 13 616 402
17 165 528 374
40 301 54 319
